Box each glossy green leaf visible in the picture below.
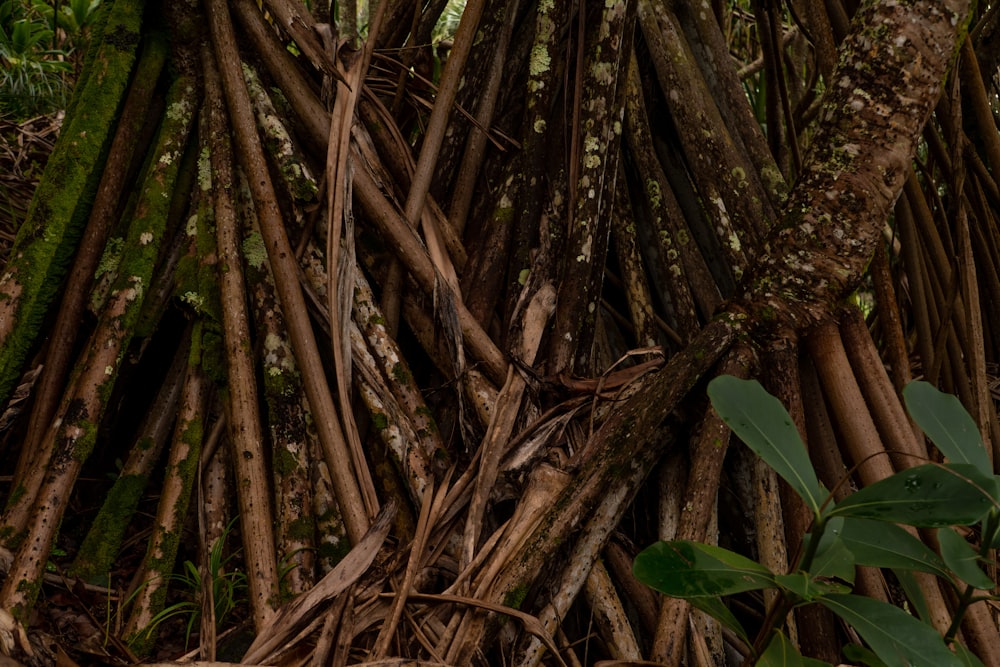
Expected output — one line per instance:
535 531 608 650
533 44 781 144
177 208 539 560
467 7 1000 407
774 573 849 601
757 630 833 667
894 568 933 622
938 527 994 590
953 641 987 667
802 518 855 583
828 464 995 527
842 644 890 667
904 382 990 474
689 595 750 646
633 540 776 598
819 594 962 667
837 518 950 579
708 376 825 516
984 513 1000 550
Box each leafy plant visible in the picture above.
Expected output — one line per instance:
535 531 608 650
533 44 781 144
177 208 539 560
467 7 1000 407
634 376 1000 667
0 0 99 119
130 521 248 650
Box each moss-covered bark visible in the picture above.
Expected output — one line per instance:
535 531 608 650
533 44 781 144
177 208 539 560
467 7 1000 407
124 322 208 652
0 73 198 620
0 0 144 405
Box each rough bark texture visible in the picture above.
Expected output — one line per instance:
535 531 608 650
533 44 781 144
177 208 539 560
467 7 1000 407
0 0 994 664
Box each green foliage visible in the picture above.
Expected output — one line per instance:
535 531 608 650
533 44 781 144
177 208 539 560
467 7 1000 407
0 0 100 118
634 376 1000 667
131 519 248 651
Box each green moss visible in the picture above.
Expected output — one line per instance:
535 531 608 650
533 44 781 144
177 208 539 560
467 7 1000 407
241 230 267 270
70 473 150 583
71 419 100 461
371 412 389 430
11 578 43 621
503 583 530 610
274 445 300 476
0 0 145 405
284 516 315 542
317 537 350 566
391 362 411 384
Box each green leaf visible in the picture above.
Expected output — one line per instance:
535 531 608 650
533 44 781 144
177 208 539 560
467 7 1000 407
757 630 833 667
837 518 950 579
708 376 825 516
904 382 990 474
633 540 776 598
803 518 855 583
894 568 933 622
953 641 987 667
843 644 890 667
828 464 996 527
774 572 849 601
819 594 962 667
938 527 994 590
984 513 1000 550
689 595 751 646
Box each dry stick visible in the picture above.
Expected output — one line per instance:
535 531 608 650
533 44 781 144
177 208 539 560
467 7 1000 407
205 51 280 628
242 501 397 665
19 33 167 476
237 0 494 384
371 475 451 659
400 0 483 270
352 164 506 384
806 321 954 637
462 283 557 570
205 0 371 544
323 0 396 530
325 29 381 526
379 0 486 330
